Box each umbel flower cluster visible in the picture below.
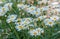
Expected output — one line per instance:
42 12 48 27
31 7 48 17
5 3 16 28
0 0 60 39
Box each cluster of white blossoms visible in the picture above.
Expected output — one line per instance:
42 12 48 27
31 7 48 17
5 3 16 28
29 28 44 36
0 3 13 16
5 0 60 36
15 18 33 31
16 1 60 36
15 18 33 26
17 4 42 17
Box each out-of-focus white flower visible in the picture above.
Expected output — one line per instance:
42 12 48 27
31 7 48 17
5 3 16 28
22 5 30 10
50 15 60 21
44 19 55 26
15 25 25 31
15 18 22 26
55 9 60 12
36 28 44 33
51 2 59 6
29 30 39 36
27 6 36 12
42 6 49 11
34 8 41 17
21 0 26 3
6 14 17 23
29 28 44 36
0 1 3 4
15 18 33 26
4 3 13 10
17 3 24 9
15 25 28 31
38 1 42 4
0 7 8 16
6 19 12 23
36 16 44 21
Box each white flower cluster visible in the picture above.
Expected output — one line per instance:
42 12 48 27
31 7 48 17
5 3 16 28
0 3 13 16
17 4 42 17
5 0 60 36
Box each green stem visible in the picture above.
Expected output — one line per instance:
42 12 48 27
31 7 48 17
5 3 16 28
9 24 20 39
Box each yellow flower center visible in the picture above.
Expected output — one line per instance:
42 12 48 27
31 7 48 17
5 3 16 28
54 18 56 20
36 12 38 14
31 8 34 10
49 22 52 24
2 7 5 12
33 32 37 35
30 28 34 31
38 18 40 20
19 26 24 29
11 16 14 18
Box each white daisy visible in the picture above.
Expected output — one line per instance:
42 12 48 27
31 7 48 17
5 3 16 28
36 28 44 33
15 25 25 31
36 16 44 21
51 2 59 6
0 7 8 16
50 16 60 21
29 28 44 36
34 8 41 17
27 6 36 13
4 3 13 10
29 30 39 36
44 19 55 26
17 3 24 9
15 25 28 31
6 14 17 23
42 6 49 11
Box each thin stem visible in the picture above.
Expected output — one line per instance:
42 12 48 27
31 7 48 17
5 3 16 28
9 24 20 39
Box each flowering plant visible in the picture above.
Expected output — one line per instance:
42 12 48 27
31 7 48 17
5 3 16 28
0 0 60 39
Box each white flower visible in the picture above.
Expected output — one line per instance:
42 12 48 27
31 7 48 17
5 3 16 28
51 2 59 5
23 5 30 10
15 25 28 31
29 28 44 36
50 16 60 21
36 28 44 33
6 14 17 23
38 1 42 4
0 1 3 4
15 18 33 26
36 16 44 21
42 6 49 11
15 25 25 31
21 18 33 25
55 9 60 12
34 8 41 17
15 18 22 25
44 19 55 26
27 6 36 13
21 0 26 3
0 7 8 16
43 15 48 18
7 14 17 20
6 19 12 23
17 3 24 9
4 3 13 10
29 30 39 36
